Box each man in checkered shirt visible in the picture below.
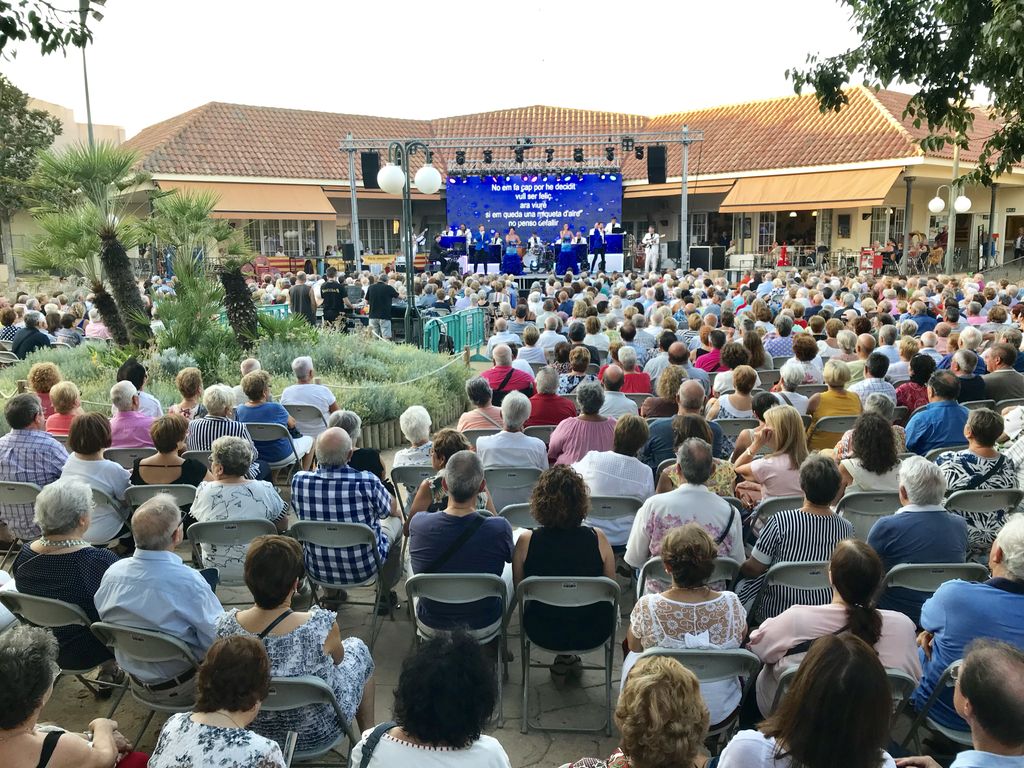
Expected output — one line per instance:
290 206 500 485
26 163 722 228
291 427 404 612
0 393 68 541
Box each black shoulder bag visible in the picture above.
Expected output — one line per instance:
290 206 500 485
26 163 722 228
358 720 397 768
422 513 487 573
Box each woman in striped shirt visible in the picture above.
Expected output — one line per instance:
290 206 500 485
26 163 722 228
185 384 267 481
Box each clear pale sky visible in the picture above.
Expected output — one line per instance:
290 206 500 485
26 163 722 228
3 0 865 138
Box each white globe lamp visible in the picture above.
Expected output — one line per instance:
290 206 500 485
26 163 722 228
377 163 406 196
954 195 972 213
927 196 946 214
414 164 443 195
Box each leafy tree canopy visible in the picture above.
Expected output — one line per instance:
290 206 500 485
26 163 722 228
0 0 102 57
789 0 1024 184
0 73 60 216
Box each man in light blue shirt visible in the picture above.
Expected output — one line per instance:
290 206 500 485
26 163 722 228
95 494 221 705
900 638 1024 768
905 370 970 455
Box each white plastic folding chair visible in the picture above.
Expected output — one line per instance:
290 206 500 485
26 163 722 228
749 495 803 531
0 481 41 569
103 447 157 470
529 362 547 375
484 467 542 516
811 415 860 436
261 675 362 764
902 660 973 752
713 418 759 439
639 647 761 751
186 518 279 587
463 428 500 448
960 399 996 411
893 406 909 423
625 392 653 408
945 488 1024 519
924 444 968 461
515 576 620 735
655 457 675 486
90 621 200 743
881 563 989 602
772 356 790 369
0 592 127 715
524 424 556 444
499 502 536 529
390 465 436 518
751 561 830 624
588 495 642 530
757 369 782 389
405 573 508 726
835 492 900 540
796 384 828 397
771 663 918 720
243 422 303 478
124 484 197 510
994 398 1024 413
288 521 391 650
283 404 328 432
181 449 212 469
0 350 20 366
636 556 740 599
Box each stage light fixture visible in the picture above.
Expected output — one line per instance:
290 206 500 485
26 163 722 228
622 136 634 152
483 149 493 164
635 146 645 160
605 146 615 162
455 150 465 165
545 148 554 162
573 147 584 163
514 147 525 163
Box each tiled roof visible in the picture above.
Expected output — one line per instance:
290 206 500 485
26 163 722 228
124 87 1001 184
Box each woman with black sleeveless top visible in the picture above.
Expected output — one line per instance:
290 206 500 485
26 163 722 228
512 465 615 677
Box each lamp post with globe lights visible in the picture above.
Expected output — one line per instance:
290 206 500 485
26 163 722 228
926 142 971 275
375 141 442 344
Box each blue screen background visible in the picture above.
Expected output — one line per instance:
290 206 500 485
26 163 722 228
445 173 622 239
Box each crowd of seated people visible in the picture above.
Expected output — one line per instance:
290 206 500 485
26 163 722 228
5 267 1024 766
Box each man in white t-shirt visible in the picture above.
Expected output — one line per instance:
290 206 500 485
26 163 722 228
279 356 338 439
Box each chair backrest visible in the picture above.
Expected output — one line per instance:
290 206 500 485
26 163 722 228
655 458 675 485
636 556 742 598
714 418 759 438
995 398 1024 412
586 363 600 377
892 406 909 423
766 561 830 590
390 465 436 514
835 492 901 540
625 393 652 407
261 674 346 721
0 591 91 628
484 467 542 514
529 362 547 374
186 518 278 547
961 399 996 411
104 447 157 470
243 423 300 460
0 350 20 364
639 647 761 683
289 520 377 550
812 415 860 434
752 495 804 525
773 663 918 714
0 481 42 505
772 356 790 369
588 495 642 521
945 488 1024 514
924 444 968 462
757 370 782 389
524 424 556 444
406 573 506 607
517 576 619 648
91 621 199 666
124 484 198 509
499 502 536 529
712 557 741 588
463 428 500 448
883 563 989 593
796 384 828 397
181 450 212 468
282 404 328 428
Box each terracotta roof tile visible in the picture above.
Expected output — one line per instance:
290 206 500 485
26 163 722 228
124 88 1000 184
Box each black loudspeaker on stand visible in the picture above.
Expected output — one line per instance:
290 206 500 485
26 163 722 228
689 246 725 271
647 146 667 185
361 152 381 189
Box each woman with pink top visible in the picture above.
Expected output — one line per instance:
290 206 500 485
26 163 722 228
547 380 616 465
746 538 920 716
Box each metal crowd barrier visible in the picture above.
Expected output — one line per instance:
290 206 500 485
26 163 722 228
423 307 488 358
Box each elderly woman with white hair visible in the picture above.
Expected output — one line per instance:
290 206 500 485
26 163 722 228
83 306 112 339
773 359 810 414
547 380 616 465
11 479 122 686
475 392 548 471
190 436 289 579
393 405 433 468
186 383 268 480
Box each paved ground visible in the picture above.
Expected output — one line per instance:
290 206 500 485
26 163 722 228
38 440 628 767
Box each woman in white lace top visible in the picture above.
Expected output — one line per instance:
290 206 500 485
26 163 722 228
624 523 747 726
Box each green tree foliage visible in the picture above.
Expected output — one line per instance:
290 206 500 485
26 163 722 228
789 0 1024 183
0 74 60 285
0 1 101 56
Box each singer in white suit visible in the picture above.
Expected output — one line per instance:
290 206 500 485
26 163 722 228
642 226 662 272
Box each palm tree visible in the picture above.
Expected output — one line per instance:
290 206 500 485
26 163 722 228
144 189 260 347
32 142 151 343
21 206 132 344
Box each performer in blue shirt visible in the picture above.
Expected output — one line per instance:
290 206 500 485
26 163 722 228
471 225 488 273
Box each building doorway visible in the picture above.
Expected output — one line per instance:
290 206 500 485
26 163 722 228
1004 214 1024 265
